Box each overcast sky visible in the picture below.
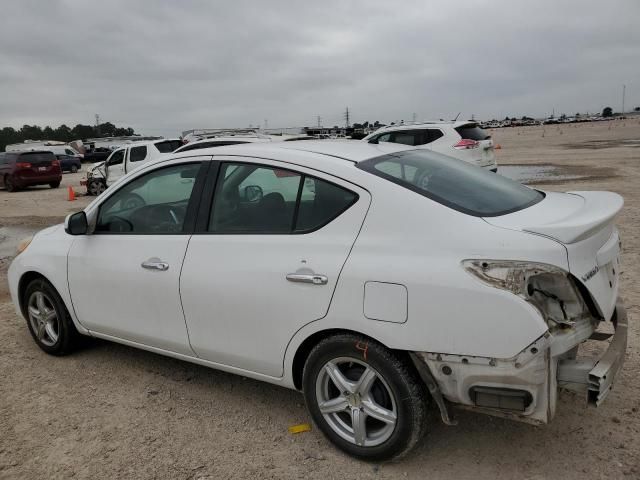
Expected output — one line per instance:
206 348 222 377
1 0 638 137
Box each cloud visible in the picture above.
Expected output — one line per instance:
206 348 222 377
1 0 638 136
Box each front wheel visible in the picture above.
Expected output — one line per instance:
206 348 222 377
302 334 428 461
87 179 106 196
23 278 81 355
49 181 61 188
70 165 78 173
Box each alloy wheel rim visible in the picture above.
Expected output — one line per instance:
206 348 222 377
315 357 397 447
27 291 59 347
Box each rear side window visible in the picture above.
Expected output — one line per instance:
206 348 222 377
209 163 358 234
372 129 435 146
358 150 543 217
129 145 148 162
155 140 183 153
64 149 76 155
295 178 358 232
19 152 55 165
455 124 490 141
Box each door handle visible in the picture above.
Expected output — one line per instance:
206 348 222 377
286 273 328 285
141 259 169 271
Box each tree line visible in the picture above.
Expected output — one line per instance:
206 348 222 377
0 123 136 152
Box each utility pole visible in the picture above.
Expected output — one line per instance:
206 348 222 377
317 115 322 128
344 107 350 128
622 84 626 115
264 119 268 130
95 114 101 136
412 112 417 123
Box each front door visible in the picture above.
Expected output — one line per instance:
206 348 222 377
104 148 125 186
180 159 370 376
68 161 206 355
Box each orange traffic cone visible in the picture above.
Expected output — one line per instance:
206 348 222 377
67 186 76 201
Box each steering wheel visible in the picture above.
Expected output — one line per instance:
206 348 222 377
130 205 184 233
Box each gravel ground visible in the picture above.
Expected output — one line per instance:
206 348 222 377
1 120 639 479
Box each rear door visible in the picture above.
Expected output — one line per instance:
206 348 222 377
454 123 495 167
180 158 370 376
125 145 149 174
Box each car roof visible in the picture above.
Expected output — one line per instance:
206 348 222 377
170 140 413 164
371 121 476 132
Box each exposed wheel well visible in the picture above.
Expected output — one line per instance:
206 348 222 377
17 271 48 317
291 328 402 390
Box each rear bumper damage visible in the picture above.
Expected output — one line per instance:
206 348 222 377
557 299 627 406
413 298 627 425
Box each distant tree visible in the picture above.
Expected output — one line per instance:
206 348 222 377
373 120 380 127
72 124 95 140
363 121 369 128
634 107 640 112
20 124 43 140
504 116 510 121
602 107 613 117
352 123 363 129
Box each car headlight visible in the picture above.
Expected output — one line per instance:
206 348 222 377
462 259 591 329
16 236 34 255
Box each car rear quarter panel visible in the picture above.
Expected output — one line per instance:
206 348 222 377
285 176 568 369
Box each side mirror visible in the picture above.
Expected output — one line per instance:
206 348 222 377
65 211 88 235
243 185 263 203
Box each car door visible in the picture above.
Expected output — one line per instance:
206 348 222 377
68 160 208 355
126 145 149 175
104 149 126 185
180 158 370 376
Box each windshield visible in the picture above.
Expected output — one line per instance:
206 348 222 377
358 150 543 217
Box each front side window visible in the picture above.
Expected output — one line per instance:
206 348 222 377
209 163 358 234
107 150 124 166
358 150 543 217
96 163 201 233
130 145 148 162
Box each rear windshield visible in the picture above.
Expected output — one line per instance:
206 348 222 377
358 150 543 217
455 123 491 141
19 152 55 165
155 140 183 153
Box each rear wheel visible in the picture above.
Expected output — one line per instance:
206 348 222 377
49 181 61 188
70 165 78 173
302 334 428 461
5 175 17 192
23 278 80 355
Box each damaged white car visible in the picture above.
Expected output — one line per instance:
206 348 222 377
8 141 627 460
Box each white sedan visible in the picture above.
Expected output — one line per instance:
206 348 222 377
8 141 627 460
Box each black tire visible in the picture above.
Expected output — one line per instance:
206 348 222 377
23 278 81 355
5 175 17 192
71 165 78 173
302 334 428 461
49 181 61 188
87 179 106 196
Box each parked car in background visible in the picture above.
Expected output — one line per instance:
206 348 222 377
0 151 62 191
82 139 182 195
9 141 626 460
83 147 112 164
56 154 81 173
363 121 497 171
6 141 83 160
173 133 313 154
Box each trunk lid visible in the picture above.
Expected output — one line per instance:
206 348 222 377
484 191 623 320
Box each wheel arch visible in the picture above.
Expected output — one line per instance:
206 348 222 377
290 328 400 390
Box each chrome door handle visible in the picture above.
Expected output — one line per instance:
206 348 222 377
141 259 169 271
286 273 328 285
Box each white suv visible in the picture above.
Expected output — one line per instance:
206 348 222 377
363 121 497 171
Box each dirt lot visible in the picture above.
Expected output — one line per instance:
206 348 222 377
1 120 639 479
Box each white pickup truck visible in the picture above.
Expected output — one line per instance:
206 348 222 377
82 139 182 195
